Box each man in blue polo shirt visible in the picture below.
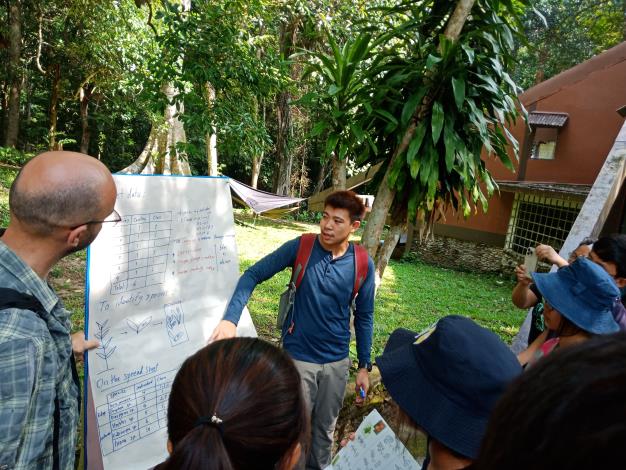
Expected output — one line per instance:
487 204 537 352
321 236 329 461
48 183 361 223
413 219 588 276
211 190 375 470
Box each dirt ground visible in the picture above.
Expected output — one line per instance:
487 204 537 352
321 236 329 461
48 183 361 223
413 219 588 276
333 366 426 463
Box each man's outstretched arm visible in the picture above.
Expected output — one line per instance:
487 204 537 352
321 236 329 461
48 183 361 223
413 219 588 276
210 238 299 340
353 257 375 405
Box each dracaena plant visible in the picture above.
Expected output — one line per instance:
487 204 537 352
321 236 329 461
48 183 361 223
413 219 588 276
304 0 532 276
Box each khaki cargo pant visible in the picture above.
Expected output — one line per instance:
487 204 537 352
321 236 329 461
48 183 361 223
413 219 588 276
293 357 351 470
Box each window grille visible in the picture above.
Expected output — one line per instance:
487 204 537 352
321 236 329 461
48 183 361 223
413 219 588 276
505 193 582 256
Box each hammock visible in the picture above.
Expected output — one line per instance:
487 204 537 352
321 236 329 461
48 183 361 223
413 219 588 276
228 178 305 217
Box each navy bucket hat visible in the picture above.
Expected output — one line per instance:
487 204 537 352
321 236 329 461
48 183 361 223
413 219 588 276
376 315 521 460
532 257 620 334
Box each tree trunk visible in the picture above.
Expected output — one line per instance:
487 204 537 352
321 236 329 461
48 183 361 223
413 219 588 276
534 46 548 85
120 82 191 175
273 17 300 196
0 83 7 144
297 147 309 197
206 130 218 176
404 220 415 257
274 90 292 195
49 64 61 150
360 0 476 261
205 82 218 176
373 198 409 278
250 98 266 188
313 161 329 195
331 153 347 190
4 0 22 148
122 0 191 175
80 84 94 154
375 221 404 279
251 153 263 188
623 0 626 41
444 0 477 40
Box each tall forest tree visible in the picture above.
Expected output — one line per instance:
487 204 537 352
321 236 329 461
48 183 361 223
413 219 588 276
4 0 22 147
514 0 624 89
122 0 191 175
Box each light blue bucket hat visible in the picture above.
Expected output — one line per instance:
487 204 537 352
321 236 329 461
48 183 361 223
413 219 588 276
532 257 620 334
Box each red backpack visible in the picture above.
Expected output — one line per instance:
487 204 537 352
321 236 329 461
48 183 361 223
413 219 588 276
277 233 369 336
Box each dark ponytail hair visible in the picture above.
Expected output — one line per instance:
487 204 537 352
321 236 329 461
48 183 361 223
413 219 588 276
156 338 309 470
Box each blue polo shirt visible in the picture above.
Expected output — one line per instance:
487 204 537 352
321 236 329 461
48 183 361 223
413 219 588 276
223 236 375 365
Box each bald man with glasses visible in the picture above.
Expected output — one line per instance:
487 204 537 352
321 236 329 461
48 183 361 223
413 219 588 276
0 151 117 470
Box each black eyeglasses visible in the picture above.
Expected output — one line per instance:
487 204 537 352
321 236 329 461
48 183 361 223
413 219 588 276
84 209 122 226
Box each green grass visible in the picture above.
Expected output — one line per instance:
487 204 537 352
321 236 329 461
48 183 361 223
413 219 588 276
232 212 524 361
1 194 525 357
1 167 524 463
0 166 524 353
373 256 523 356
0 168 18 227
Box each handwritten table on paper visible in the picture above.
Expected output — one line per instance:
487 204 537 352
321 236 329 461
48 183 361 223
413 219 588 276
108 212 173 295
96 368 176 455
86 176 256 470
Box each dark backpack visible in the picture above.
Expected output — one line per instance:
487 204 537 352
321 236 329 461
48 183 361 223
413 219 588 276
277 233 369 336
0 288 80 470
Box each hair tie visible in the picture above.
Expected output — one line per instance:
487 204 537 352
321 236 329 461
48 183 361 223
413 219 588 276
194 414 224 437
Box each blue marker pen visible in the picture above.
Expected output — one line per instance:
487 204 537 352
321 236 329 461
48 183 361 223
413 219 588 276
358 386 366 399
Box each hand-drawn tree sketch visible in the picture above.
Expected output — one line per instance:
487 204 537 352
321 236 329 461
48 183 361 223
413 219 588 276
94 320 116 373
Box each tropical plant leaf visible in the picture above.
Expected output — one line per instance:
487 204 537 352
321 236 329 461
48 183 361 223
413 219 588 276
451 77 465 110
431 101 444 144
328 84 342 96
407 122 427 164
325 133 339 157
374 109 398 126
350 123 365 142
401 88 427 127
311 120 328 137
409 153 421 179
461 44 475 64
443 124 458 171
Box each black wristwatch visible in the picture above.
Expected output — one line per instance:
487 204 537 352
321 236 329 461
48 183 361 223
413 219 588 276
358 361 372 372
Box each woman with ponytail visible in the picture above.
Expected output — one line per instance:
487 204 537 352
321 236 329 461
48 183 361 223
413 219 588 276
154 337 308 470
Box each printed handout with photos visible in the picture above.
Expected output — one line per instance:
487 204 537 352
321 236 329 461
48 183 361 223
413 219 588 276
325 409 421 470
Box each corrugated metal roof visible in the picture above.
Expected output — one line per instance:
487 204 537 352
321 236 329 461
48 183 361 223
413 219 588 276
528 112 569 128
496 180 590 198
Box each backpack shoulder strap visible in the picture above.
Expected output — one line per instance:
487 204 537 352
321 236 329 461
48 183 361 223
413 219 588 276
352 244 369 299
293 233 317 289
0 287 74 470
0 287 45 313
0 288 62 470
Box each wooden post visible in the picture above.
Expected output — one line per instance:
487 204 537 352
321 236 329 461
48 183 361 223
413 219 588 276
559 119 626 259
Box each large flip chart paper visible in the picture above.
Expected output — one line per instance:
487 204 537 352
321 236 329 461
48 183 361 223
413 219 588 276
86 175 256 469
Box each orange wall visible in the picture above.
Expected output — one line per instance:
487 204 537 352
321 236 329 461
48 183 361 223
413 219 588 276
523 69 626 184
486 55 626 184
439 47 626 241
439 191 515 236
